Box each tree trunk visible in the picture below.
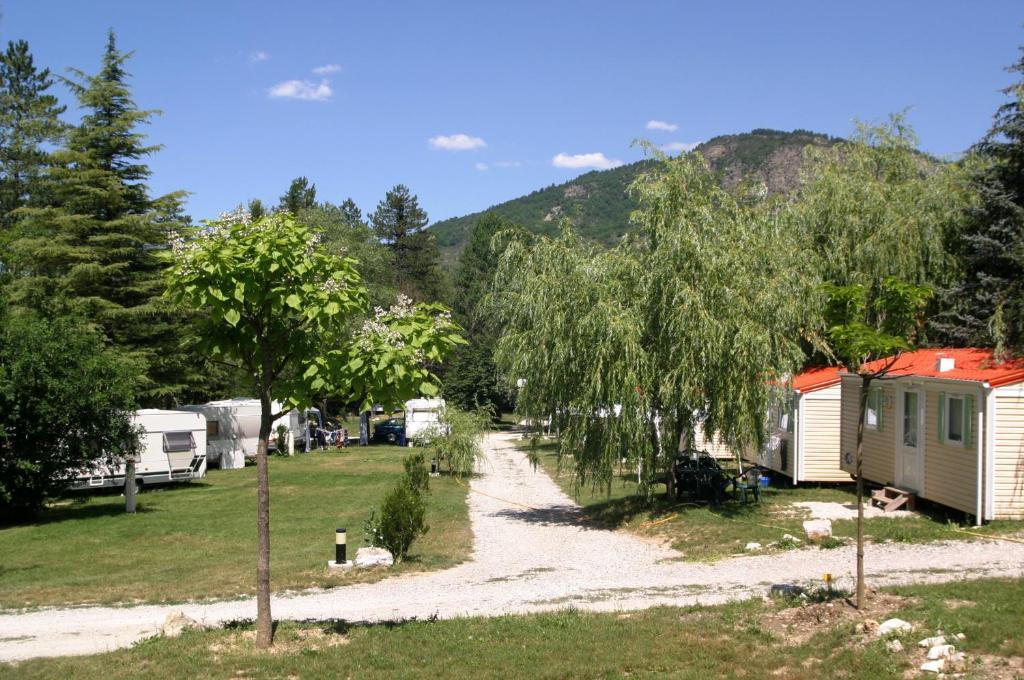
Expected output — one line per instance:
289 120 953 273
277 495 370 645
359 410 370 446
255 395 274 647
124 458 137 514
855 376 872 610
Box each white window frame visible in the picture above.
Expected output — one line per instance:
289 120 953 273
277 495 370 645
941 393 969 446
864 388 881 430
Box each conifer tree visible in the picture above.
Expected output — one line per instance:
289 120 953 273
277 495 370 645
279 176 317 214
0 40 66 232
369 184 446 301
934 48 1024 355
6 31 193 405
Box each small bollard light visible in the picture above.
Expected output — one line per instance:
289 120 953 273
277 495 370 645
336 527 347 565
823 572 833 596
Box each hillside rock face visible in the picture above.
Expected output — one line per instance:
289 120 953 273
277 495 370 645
430 128 837 257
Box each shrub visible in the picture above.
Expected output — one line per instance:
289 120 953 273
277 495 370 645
420 406 491 477
378 482 428 561
403 451 429 493
274 424 290 456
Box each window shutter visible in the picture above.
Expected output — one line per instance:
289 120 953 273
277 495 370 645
937 392 946 443
963 394 974 449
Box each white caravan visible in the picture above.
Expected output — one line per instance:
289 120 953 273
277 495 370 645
404 398 446 441
70 409 207 491
181 398 323 469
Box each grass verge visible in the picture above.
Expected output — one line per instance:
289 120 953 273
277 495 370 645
3 578 1022 679
526 440 1023 561
0 445 470 609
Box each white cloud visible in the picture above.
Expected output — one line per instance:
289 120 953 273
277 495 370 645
646 119 679 132
312 63 342 75
267 79 333 101
551 152 623 170
250 51 270 62
661 141 702 153
429 133 487 151
475 162 489 171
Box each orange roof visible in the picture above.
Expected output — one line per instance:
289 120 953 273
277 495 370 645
792 366 843 393
855 348 1024 387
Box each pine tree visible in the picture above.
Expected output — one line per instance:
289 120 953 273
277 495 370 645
443 213 524 411
279 176 317 214
6 31 194 405
0 40 66 232
369 184 446 301
934 48 1024 355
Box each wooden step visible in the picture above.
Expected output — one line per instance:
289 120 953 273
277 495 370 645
871 486 916 512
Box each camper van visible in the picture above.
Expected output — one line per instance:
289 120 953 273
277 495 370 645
70 409 207 491
404 398 446 441
181 398 323 468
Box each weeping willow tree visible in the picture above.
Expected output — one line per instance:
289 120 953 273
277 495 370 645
490 149 819 495
791 115 974 608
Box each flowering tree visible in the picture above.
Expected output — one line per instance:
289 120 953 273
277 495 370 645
326 295 466 443
165 210 366 648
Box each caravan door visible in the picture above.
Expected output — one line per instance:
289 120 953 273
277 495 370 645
896 387 924 492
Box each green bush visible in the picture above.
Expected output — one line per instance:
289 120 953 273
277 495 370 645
274 424 290 456
420 406 490 477
378 482 428 561
403 451 429 493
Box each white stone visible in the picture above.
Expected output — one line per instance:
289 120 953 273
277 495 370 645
355 546 394 568
954 632 966 641
885 639 904 653
781 533 801 543
918 635 946 648
802 519 833 540
927 644 956 660
745 542 763 551
876 618 913 636
160 611 199 638
920 659 945 673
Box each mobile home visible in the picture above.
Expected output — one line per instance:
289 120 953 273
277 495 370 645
71 409 207 491
753 366 847 484
181 399 322 469
404 398 446 441
839 349 1024 520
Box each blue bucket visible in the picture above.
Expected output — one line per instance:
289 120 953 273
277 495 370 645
759 475 770 488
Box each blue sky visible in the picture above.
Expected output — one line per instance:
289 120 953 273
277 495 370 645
3 1 1023 223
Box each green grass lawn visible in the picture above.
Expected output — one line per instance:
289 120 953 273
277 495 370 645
4 578 1022 679
0 445 470 609
527 440 1024 561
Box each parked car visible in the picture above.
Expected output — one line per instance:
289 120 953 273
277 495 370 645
373 417 405 444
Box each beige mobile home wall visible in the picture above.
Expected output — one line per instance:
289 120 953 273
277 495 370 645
920 383 979 515
839 378 896 483
993 387 1024 519
800 384 848 482
694 422 740 461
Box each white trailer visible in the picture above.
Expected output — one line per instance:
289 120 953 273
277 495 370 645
404 398 446 442
70 409 207 491
181 398 323 469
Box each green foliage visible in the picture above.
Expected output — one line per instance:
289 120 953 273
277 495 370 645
370 184 447 302
0 308 139 519
795 116 964 372
934 50 1024 355
165 211 367 413
492 149 815 492
419 406 491 477
329 294 465 412
377 478 428 561
402 451 430 493
278 176 317 214
0 39 66 231
3 32 195 406
274 424 289 456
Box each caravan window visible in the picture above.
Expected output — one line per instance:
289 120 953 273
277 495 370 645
207 420 220 439
163 431 196 453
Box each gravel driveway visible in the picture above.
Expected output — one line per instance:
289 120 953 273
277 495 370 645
2 431 1023 663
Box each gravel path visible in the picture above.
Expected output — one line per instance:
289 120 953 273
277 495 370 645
3 431 1024 663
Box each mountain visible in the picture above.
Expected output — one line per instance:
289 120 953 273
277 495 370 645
430 129 839 258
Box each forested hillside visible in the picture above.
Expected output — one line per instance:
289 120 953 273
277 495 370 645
430 129 838 256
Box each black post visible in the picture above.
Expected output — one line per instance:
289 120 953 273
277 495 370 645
335 527 346 564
